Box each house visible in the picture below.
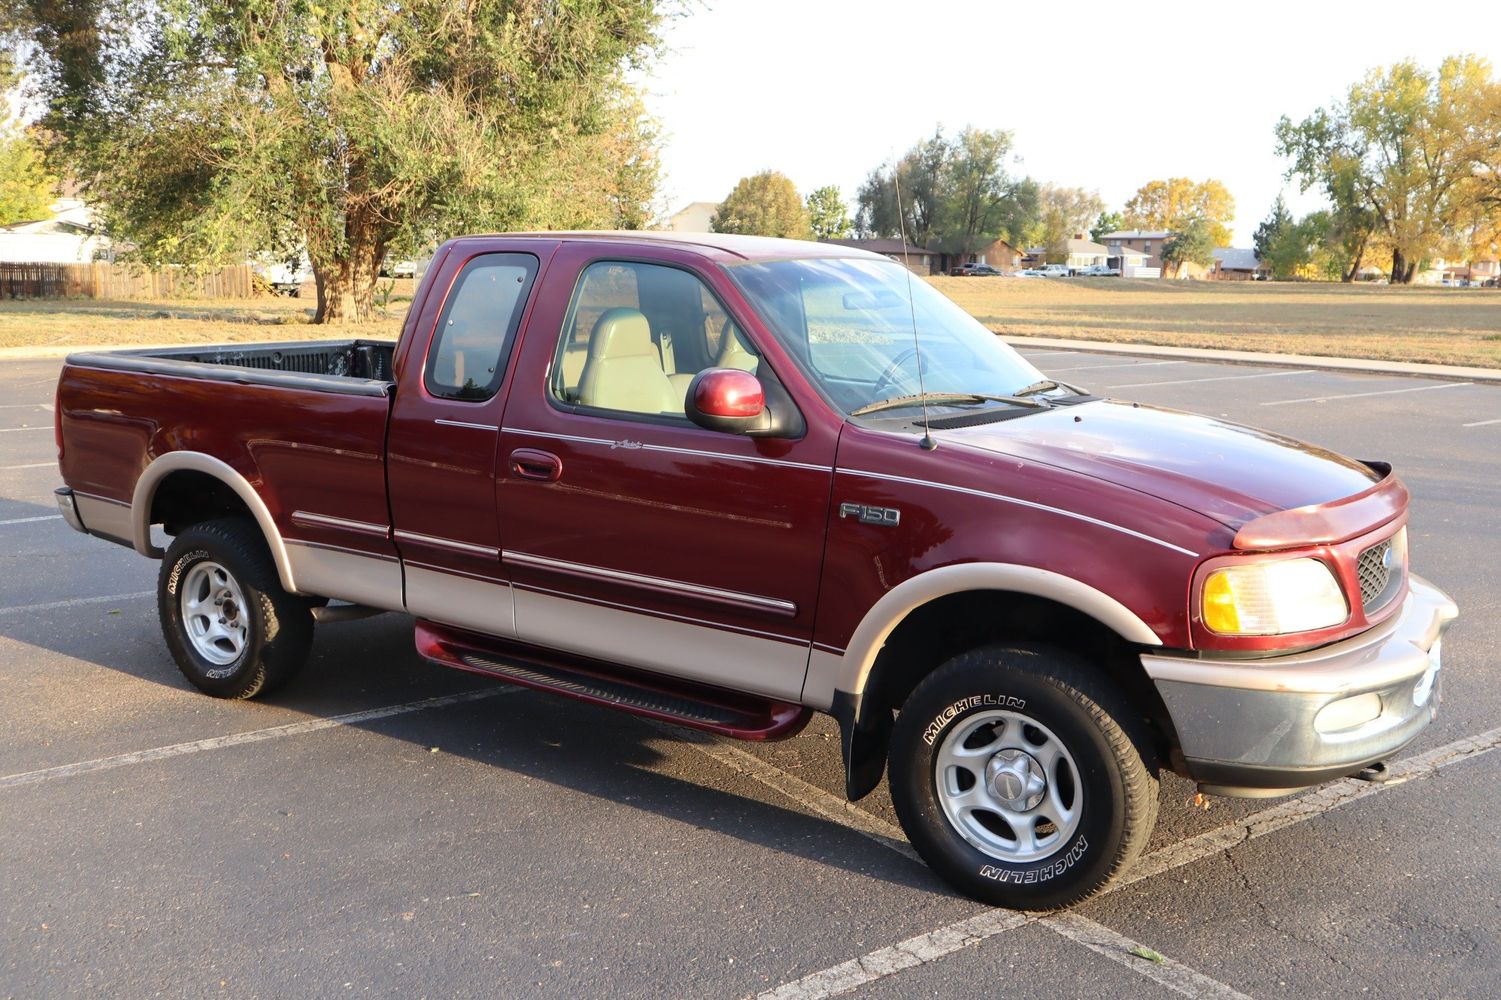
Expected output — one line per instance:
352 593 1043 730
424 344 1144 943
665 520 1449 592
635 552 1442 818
818 238 939 276
0 198 113 263
1438 258 1500 287
1025 236 1114 270
665 201 719 233
1212 247 1270 281
1099 230 1173 271
977 238 1026 270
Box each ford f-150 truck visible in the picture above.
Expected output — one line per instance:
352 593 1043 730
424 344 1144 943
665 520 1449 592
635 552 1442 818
53 232 1457 909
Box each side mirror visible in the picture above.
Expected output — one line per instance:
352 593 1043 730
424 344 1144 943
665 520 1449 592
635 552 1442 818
686 368 781 436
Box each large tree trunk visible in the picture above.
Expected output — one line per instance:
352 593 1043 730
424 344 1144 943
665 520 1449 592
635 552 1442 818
309 216 387 325
1342 231 1369 282
1391 247 1408 284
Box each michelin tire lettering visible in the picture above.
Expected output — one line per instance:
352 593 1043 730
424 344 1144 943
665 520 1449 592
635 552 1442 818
923 693 1027 746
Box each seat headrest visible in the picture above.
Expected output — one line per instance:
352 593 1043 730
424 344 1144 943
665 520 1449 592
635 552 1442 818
588 308 654 360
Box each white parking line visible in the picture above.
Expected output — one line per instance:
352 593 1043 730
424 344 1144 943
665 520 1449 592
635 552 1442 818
1261 382 1469 407
0 425 50 433
1462 417 1501 428
1046 360 1187 373
0 591 154 617
0 514 61 526
0 402 50 410
677 730 1249 1000
1043 913 1252 1000
739 722 1501 1000
0 688 516 790
1015 350 1088 359
1111 369 1314 390
0 462 54 471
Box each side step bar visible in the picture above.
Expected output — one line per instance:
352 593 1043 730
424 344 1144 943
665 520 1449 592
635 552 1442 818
415 621 812 741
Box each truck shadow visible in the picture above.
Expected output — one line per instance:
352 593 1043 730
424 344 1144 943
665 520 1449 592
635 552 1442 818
1 607 951 898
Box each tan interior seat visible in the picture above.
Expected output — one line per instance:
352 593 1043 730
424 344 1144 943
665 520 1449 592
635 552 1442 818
578 308 682 415
717 324 759 373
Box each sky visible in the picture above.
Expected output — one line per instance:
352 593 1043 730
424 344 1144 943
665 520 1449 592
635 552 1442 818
641 2 1501 245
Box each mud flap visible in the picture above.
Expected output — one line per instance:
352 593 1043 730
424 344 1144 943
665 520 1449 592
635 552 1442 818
832 689 893 801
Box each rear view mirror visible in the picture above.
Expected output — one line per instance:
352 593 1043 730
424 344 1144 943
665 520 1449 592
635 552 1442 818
686 368 796 438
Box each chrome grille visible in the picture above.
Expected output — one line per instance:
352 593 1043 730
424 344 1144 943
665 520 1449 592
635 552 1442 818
1356 538 1396 610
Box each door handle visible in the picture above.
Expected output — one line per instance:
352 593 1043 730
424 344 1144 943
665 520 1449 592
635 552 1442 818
509 448 563 482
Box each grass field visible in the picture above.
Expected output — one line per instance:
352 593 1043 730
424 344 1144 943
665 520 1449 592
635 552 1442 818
3 275 1499 368
934 276 1501 368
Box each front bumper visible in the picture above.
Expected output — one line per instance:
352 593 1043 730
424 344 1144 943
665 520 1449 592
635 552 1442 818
1143 574 1458 796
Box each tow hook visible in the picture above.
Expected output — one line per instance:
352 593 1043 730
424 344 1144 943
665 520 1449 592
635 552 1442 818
1354 761 1391 783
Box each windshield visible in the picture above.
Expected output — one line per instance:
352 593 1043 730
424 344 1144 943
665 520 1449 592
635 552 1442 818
725 257 1046 416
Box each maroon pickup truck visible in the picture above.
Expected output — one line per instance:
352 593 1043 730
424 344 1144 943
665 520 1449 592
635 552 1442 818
54 232 1456 909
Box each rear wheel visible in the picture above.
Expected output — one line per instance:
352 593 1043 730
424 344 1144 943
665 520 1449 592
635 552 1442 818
158 518 314 699
888 644 1158 909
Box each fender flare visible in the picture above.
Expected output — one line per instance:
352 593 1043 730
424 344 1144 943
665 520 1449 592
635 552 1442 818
829 561 1162 704
131 451 299 593
821 563 1163 802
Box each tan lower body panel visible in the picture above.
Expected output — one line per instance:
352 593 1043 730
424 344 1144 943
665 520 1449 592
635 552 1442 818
284 540 404 610
73 492 134 547
404 563 516 638
513 586 810 703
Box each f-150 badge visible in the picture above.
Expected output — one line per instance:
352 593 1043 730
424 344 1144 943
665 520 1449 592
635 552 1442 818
839 502 900 527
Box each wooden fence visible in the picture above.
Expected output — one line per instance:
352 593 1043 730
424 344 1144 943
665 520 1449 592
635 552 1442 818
0 262 259 300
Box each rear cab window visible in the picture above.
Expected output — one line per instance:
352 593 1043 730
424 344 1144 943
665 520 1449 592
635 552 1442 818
425 253 539 401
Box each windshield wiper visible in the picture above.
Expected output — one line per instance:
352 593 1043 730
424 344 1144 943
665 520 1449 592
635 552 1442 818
851 392 1048 417
1013 378 1086 398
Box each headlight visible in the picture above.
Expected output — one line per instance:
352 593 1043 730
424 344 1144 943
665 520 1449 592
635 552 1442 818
1202 558 1348 635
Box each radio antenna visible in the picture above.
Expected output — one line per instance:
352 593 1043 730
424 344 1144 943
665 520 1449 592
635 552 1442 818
891 156 936 451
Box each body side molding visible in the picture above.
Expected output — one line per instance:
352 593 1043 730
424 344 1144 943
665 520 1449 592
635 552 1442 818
131 451 300 594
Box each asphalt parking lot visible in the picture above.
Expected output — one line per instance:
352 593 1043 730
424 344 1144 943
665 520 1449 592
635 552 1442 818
2 348 1498 999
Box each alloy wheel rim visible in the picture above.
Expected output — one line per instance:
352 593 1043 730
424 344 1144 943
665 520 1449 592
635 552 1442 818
933 708 1083 863
180 560 249 666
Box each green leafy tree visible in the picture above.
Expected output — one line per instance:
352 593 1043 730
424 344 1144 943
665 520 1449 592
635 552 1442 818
1276 55 1498 283
1253 195 1292 264
854 126 1031 254
1033 184 1104 260
804 185 851 240
0 124 54 225
1123 178 1235 246
1089 210 1124 242
1160 218 1217 277
9 0 667 323
711 171 810 239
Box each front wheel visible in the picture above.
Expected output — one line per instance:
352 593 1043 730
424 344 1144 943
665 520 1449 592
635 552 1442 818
158 518 314 699
888 644 1159 909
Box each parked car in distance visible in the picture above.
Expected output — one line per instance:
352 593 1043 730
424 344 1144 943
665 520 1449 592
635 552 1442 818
951 262 1004 277
1037 264 1073 278
1075 264 1120 277
1013 268 1045 277
55 231 1456 912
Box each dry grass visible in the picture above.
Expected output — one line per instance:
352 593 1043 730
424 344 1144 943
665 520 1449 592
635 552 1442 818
933 276 1501 369
0 283 414 351
4 276 1499 369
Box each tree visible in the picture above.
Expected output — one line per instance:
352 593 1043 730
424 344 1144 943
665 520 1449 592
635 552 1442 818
1253 195 1292 264
1160 218 1217 277
805 185 851 240
1089 210 1124 242
1276 55 1499 283
0 123 53 226
1123 178 1235 246
1033 184 1104 261
711 171 809 239
853 126 1032 253
10 0 667 323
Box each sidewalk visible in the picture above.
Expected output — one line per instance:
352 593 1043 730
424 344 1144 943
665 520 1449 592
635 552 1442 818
1001 335 1501 385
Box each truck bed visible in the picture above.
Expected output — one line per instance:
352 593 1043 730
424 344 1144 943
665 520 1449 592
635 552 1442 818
63 339 396 396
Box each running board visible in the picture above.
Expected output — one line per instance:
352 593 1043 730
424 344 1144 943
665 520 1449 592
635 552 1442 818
414 621 812 741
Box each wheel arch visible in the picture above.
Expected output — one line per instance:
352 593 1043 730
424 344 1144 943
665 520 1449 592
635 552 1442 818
132 452 298 593
818 563 1168 801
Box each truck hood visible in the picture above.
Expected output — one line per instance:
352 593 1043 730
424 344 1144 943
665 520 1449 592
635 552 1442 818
941 399 1381 528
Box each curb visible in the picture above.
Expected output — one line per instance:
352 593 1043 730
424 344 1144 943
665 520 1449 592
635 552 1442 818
999 335 1501 385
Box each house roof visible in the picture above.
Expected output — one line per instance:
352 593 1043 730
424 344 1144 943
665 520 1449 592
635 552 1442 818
1022 238 1111 256
1213 247 1263 271
819 238 931 257
1110 246 1149 259
1101 230 1173 240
